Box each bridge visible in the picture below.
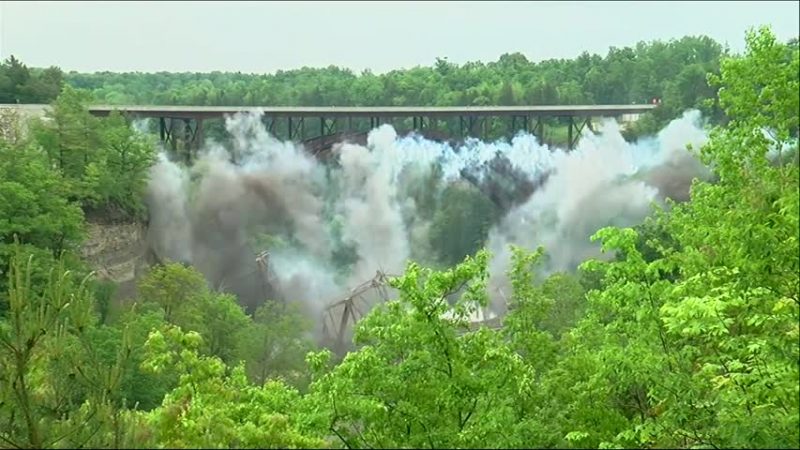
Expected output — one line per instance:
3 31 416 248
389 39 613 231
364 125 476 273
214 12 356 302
1 103 657 151
85 104 657 151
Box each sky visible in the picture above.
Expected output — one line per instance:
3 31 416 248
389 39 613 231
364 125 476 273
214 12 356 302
1 1 798 74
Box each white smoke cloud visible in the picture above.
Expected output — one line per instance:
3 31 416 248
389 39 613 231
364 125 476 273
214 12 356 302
337 130 410 285
485 111 709 310
143 110 710 340
145 153 193 263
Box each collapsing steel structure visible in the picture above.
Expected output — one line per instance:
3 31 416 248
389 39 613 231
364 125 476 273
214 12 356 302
320 271 395 354
318 271 508 354
87 104 656 154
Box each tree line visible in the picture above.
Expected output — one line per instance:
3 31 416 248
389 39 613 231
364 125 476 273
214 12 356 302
1 34 728 136
0 55 64 104
66 34 726 135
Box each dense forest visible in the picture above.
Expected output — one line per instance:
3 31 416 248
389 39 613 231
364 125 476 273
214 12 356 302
0 27 798 449
5 33 729 138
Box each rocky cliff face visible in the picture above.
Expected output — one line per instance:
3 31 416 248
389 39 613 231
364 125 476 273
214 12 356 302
80 221 150 300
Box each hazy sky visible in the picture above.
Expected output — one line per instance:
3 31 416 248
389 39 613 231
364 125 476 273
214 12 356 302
1 1 798 74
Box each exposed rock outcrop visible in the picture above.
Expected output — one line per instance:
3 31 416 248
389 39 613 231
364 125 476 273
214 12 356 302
80 220 149 300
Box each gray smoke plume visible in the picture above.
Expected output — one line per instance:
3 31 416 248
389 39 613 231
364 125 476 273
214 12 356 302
143 109 710 340
144 117 418 326
635 110 711 202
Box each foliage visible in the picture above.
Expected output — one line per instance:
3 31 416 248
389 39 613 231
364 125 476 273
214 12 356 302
0 139 86 303
30 86 156 219
66 36 722 111
306 250 529 449
428 182 497 266
0 56 64 104
0 141 85 254
236 301 317 388
0 248 134 448
137 263 250 365
571 26 799 448
137 262 208 323
89 307 175 413
135 325 325 449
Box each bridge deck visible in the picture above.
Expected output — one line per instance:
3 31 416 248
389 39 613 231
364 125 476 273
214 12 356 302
3 103 656 149
84 104 657 119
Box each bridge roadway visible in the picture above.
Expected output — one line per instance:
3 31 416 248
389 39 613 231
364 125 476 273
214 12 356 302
85 104 656 119
94 104 655 151
2 103 658 150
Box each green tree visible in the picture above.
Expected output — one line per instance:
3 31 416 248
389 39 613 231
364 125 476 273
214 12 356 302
138 263 207 323
428 182 497 267
134 325 325 449
497 80 517 105
0 249 134 448
0 56 30 103
110 308 175 411
30 85 155 219
88 111 156 218
137 262 253 366
0 141 84 254
236 301 317 387
31 86 101 188
0 140 85 301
